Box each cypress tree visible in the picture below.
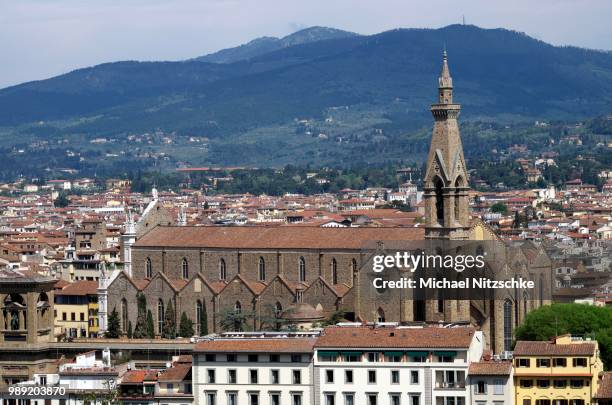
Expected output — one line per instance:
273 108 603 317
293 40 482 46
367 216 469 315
106 308 121 338
200 303 208 336
179 312 194 338
133 293 148 338
146 310 155 338
127 321 133 338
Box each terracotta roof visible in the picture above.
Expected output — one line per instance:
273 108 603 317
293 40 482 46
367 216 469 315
135 226 424 250
158 364 191 382
514 341 596 356
56 280 99 296
194 338 317 353
121 369 159 384
595 372 612 399
59 367 118 376
468 361 512 376
315 326 477 349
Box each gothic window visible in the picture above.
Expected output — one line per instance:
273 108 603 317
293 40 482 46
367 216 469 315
539 274 544 306
258 257 266 281
503 299 513 352
523 291 529 316
121 298 128 332
181 258 189 280
434 176 444 225
219 259 226 281
454 177 463 225
274 302 282 317
298 257 306 283
157 299 164 334
196 300 203 336
331 258 338 285
234 301 242 313
377 308 385 323
437 289 444 313
145 257 152 279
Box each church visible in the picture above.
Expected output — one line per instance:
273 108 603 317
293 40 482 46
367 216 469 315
105 52 552 353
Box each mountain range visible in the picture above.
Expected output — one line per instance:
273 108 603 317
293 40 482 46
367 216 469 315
0 24 611 168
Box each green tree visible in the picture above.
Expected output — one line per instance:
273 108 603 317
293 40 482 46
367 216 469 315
106 308 121 338
54 192 70 208
219 308 253 332
127 321 133 339
490 202 508 215
146 309 155 338
133 292 148 338
179 312 194 338
199 302 208 336
162 299 176 339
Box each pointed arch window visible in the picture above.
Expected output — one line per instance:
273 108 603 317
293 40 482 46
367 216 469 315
258 257 266 281
181 258 189 280
219 259 227 281
196 300 203 336
503 299 513 352
274 302 283 317
234 301 242 313
434 176 445 225
157 299 165 334
454 177 463 225
298 257 306 283
145 257 152 279
121 298 128 332
377 308 385 323
331 258 338 285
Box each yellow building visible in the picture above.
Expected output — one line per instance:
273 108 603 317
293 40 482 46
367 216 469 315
54 280 99 338
514 335 603 405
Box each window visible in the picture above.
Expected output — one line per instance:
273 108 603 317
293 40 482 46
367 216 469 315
227 354 237 362
326 369 334 383
270 354 280 363
293 370 301 384
553 358 567 367
390 394 401 405
537 380 550 388
157 299 164 334
71 312 76 321
475 380 486 394
520 379 533 388
325 393 335 405
573 358 587 367
537 358 550 367
206 392 216 405
367 393 378 405
367 352 379 362
391 370 400 384
291 354 302 363
207 369 216 383
196 300 204 336
270 393 280 405
523 400 531 405
345 370 353 383
219 259 226 280
503 299 513 352
516 358 530 368
343 352 360 362
410 395 420 405
80 313 85 321
249 392 259 405
62 312 67 321
205 354 216 362
292 393 302 405
146 257 152 278
553 379 567 388
570 379 584 388
227 392 237 405
344 393 355 405
271 369 280 384
228 369 237 384
493 379 504 395
296 290 303 302
368 370 376 383
411 370 419 384
39 376 47 385
331 259 338 284
535 401 551 405
377 308 385 323
248 354 259 362
258 257 266 281
299 257 306 282
182 258 189 279
387 353 402 362
250 369 258 384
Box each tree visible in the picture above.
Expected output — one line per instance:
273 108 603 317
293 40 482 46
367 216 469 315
146 310 155 338
219 308 253 332
490 202 508 215
199 303 208 336
162 299 176 339
54 192 70 208
127 321 133 339
133 293 148 338
512 210 522 229
106 308 121 338
179 312 194 338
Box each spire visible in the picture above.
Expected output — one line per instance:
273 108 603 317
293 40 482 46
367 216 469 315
439 49 453 89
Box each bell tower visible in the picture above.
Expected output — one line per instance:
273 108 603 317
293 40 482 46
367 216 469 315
424 51 470 240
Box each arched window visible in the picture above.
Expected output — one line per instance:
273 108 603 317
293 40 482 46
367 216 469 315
331 258 338 285
219 259 226 281
523 291 529 317
298 257 306 283
258 257 266 281
503 299 513 352
145 257 152 279
196 300 203 336
234 301 242 313
437 289 444 313
454 177 463 225
377 308 385 323
121 299 128 332
274 302 283 317
434 176 444 225
181 258 189 280
157 299 165 334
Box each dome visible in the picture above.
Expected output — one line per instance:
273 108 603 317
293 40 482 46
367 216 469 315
281 303 324 321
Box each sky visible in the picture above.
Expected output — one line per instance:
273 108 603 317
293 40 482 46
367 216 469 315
1 0 611 89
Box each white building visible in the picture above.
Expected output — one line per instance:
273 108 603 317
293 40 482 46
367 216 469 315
467 359 514 405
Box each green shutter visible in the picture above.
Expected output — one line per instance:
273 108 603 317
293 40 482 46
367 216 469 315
384 351 405 356
340 351 363 356
433 351 457 357
318 351 339 357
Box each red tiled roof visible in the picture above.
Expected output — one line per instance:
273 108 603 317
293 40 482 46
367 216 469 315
56 280 99 296
468 361 512 376
194 338 317 353
315 326 476 349
158 364 191 382
513 341 596 356
595 372 612 399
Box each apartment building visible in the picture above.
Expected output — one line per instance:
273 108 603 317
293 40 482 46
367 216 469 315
193 332 319 405
54 280 99 338
513 335 604 405
468 359 514 405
